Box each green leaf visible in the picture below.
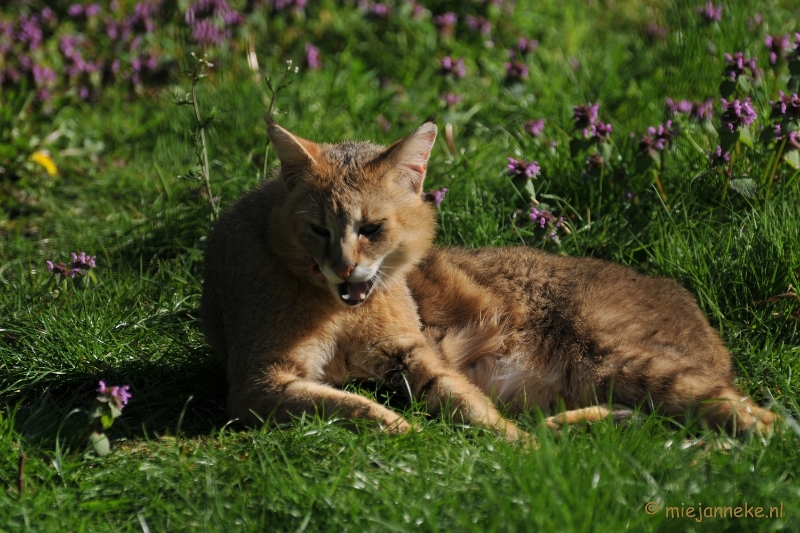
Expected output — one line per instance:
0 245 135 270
788 60 800 76
738 125 754 149
784 150 800 170
719 129 739 153
598 142 613 161
100 414 114 429
569 138 592 157
719 80 736 98
736 76 751 94
89 432 111 456
729 177 757 198
789 76 800 94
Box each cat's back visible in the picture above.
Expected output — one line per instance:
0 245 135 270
201 178 290 363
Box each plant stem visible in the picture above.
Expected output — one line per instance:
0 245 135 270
192 83 218 221
765 136 788 201
652 168 668 205
720 140 739 202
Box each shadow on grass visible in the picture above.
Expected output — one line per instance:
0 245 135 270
7 335 229 451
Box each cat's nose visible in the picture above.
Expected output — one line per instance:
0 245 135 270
333 264 355 279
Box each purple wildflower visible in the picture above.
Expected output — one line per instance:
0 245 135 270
748 14 763 31
583 121 612 142
666 98 693 114
98 381 132 409
765 34 791 65
516 37 538 55
376 114 391 132
507 157 540 178
18 14 43 51
466 15 492 35
368 3 391 17
771 91 800 119
305 43 321 70
724 52 761 81
720 98 757 132
185 0 244 45
423 188 448 206
441 92 463 107
525 119 545 137
573 102 599 130
697 2 722 23
639 120 677 156
439 56 466 79
72 252 97 269
434 12 457 36
32 65 57 88
709 145 731 166
67 4 85 17
691 99 715 121
274 0 306 11
86 4 102 17
530 207 564 244
787 131 800 151
46 261 77 279
504 60 529 81
646 22 667 40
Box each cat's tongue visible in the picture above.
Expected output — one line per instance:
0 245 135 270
338 280 373 306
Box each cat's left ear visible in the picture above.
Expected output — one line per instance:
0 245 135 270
386 121 437 195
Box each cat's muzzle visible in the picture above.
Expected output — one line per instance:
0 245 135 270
337 280 375 306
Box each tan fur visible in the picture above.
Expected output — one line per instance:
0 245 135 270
201 121 774 441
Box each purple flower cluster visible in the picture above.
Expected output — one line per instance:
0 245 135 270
359 2 391 18
439 56 466 79
98 381 132 409
709 145 731 166
185 0 245 46
504 60 529 81
0 1 173 100
666 98 714 121
774 125 800 150
68 4 102 19
466 15 492 35
765 34 792 65
646 22 667 40
573 103 599 129
723 52 761 81
530 206 563 229
516 37 538 55
423 188 448 206
573 102 612 142
441 92 463 107
46 252 97 280
720 98 757 132
697 2 722 23
434 12 457 37
305 43 321 70
639 121 677 156
771 91 800 119
274 0 307 11
525 119 545 137
507 157 540 179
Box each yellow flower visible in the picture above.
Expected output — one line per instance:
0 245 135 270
29 150 58 177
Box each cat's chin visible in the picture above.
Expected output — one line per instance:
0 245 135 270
335 279 375 307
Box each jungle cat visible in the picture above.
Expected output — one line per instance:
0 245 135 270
200 120 774 441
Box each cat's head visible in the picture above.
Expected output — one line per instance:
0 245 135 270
268 120 439 307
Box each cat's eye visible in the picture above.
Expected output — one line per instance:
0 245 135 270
311 224 330 237
359 223 382 238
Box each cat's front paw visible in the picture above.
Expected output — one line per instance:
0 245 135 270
380 415 413 435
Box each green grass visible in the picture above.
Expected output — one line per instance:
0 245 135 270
2 0 800 530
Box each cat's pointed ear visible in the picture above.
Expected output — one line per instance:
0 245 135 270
386 121 437 195
267 120 320 169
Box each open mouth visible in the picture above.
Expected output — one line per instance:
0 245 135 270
337 279 375 306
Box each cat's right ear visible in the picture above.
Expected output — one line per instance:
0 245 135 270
267 120 320 186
